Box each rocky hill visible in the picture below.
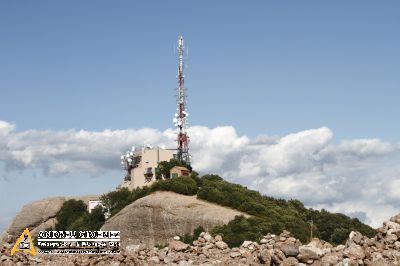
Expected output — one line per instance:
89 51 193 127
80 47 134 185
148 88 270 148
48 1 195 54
0 195 99 245
1 174 376 249
101 191 249 247
1 213 399 265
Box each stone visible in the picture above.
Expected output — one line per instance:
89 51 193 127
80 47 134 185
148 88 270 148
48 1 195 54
214 235 222 242
164 253 176 264
390 213 400 224
343 244 365 260
215 241 228 250
278 243 299 257
203 233 213 242
230 251 241 258
298 244 324 261
260 238 268 244
125 244 141 255
169 240 189 251
101 192 249 247
149 256 160 264
173 236 180 241
335 244 345 252
281 257 299 266
348 231 363 244
385 221 400 230
179 260 190 266
385 234 398 244
321 254 340 265
242 240 253 248
371 257 391 266
258 249 272 265
1 195 98 245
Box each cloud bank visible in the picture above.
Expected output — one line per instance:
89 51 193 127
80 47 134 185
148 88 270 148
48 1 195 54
1 120 399 227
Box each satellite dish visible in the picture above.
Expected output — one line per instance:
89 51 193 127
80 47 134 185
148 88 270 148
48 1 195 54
173 118 178 123
121 156 124 159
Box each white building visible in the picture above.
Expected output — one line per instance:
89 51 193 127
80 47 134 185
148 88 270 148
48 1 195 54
88 200 105 213
119 146 174 190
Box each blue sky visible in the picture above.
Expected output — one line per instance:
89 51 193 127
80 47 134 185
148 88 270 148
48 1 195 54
1 1 400 233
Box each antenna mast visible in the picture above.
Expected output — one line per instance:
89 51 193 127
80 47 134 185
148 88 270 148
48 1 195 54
173 35 190 166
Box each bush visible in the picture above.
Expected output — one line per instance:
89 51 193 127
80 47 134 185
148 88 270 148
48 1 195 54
182 226 205 244
55 200 106 231
100 187 132 216
150 176 198 195
212 216 272 247
81 172 375 246
55 199 87 230
69 206 106 231
197 174 375 245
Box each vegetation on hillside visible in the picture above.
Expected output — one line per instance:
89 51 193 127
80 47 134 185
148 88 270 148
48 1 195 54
55 199 105 231
53 160 375 247
198 174 375 245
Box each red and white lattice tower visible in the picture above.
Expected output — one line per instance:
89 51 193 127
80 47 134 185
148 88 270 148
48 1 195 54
173 35 191 166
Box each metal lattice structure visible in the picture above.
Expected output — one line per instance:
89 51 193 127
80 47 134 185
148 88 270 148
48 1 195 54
173 35 191 166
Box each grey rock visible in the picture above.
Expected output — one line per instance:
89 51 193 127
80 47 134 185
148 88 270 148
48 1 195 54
298 244 324 261
348 231 363 244
149 256 160 264
125 244 141 254
242 240 253 248
0 195 98 245
258 249 271 265
320 254 340 266
281 257 299 266
278 243 299 257
101 191 248 247
215 241 228 250
343 244 365 260
203 233 213 242
169 240 189 251
230 251 241 258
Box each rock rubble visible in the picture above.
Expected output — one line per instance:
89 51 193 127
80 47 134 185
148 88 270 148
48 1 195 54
1 213 400 265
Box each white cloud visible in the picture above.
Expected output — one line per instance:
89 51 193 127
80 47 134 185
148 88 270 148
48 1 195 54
0 120 399 227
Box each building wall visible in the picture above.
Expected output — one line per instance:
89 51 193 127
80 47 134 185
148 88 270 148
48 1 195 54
120 148 174 190
170 166 190 178
88 200 105 213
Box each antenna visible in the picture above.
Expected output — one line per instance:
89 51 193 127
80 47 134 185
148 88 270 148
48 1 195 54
174 35 191 167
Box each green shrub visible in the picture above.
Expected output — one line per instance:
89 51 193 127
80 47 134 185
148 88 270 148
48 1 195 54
66 172 375 247
212 216 272 247
197 174 375 245
100 187 132 216
69 206 106 231
55 200 106 231
150 176 198 195
55 199 87 230
182 226 205 244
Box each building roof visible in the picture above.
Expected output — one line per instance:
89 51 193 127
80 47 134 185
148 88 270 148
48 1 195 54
171 166 189 172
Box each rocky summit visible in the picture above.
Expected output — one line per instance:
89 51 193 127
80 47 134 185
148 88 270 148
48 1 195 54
101 191 249 247
1 213 400 265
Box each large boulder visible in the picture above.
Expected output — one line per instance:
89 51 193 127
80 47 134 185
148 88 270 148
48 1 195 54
101 191 249 247
0 195 99 245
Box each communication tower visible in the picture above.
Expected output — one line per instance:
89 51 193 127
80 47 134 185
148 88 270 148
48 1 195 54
173 35 191 167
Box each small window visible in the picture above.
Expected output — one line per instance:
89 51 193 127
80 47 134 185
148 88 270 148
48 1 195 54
171 173 178 178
